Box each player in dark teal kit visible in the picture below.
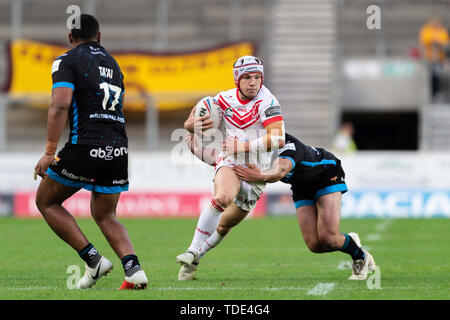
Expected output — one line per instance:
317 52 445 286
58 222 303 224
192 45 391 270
233 133 376 280
34 14 147 290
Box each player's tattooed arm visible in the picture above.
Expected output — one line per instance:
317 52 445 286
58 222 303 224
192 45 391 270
34 87 73 179
233 158 293 183
184 106 214 134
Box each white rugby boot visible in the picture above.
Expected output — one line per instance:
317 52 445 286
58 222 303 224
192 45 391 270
176 250 199 281
178 262 199 281
176 250 198 266
347 233 376 280
77 256 113 289
118 269 148 290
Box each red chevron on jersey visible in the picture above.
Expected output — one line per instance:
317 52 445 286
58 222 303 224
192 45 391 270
218 96 263 128
218 99 259 128
212 85 283 170
218 95 262 120
215 85 282 134
225 114 261 129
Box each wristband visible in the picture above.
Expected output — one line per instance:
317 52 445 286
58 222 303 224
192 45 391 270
249 135 284 153
45 140 58 156
249 137 266 153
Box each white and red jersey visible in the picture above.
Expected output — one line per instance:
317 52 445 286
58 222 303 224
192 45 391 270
213 85 284 169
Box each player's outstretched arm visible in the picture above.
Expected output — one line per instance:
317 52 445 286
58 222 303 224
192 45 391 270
233 157 293 183
34 87 72 179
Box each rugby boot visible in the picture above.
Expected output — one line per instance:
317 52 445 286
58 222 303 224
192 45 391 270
77 256 113 289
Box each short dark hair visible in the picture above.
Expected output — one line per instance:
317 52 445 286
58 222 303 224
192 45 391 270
70 14 99 41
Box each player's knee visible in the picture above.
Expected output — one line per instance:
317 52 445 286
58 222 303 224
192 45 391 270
92 212 116 226
216 224 230 237
35 193 51 215
214 193 234 209
35 195 45 213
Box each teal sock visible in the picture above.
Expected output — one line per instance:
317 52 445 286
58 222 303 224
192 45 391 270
339 234 365 261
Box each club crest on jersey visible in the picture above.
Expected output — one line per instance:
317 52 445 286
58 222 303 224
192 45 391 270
224 107 234 118
252 101 262 117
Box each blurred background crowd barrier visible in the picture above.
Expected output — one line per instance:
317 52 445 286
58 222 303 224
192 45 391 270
1 0 450 218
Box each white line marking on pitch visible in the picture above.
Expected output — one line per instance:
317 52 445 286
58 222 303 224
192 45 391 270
337 261 353 270
375 220 391 232
7 286 58 290
153 286 312 291
365 233 381 241
307 282 336 296
155 286 419 292
6 285 419 292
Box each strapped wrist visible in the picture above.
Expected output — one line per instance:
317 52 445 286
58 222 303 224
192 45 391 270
249 137 266 153
45 140 58 156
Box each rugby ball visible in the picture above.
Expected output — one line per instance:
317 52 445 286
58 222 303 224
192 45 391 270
194 96 222 137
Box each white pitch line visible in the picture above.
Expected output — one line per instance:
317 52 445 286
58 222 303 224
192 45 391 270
363 220 391 243
153 286 312 291
307 282 336 296
6 285 420 292
153 286 422 291
337 261 353 270
5 286 314 291
7 286 58 290
365 233 381 241
375 220 391 232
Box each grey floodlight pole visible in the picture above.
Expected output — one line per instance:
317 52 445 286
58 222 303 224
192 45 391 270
146 95 159 151
229 0 242 42
0 94 7 152
84 0 97 15
11 0 24 40
156 0 169 51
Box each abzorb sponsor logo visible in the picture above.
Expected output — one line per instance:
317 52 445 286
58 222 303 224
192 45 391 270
90 146 128 160
342 190 450 218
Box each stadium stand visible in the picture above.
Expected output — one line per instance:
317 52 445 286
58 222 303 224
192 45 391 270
1 0 450 151
269 0 337 148
338 0 450 57
338 0 450 151
0 0 269 152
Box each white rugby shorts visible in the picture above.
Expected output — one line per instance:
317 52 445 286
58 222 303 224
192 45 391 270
214 155 266 212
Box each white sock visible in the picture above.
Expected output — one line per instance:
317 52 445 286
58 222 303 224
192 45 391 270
188 199 224 255
199 230 225 259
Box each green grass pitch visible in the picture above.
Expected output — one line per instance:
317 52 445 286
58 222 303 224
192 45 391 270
0 217 449 300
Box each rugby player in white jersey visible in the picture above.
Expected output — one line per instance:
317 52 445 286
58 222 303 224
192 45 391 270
176 56 285 280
